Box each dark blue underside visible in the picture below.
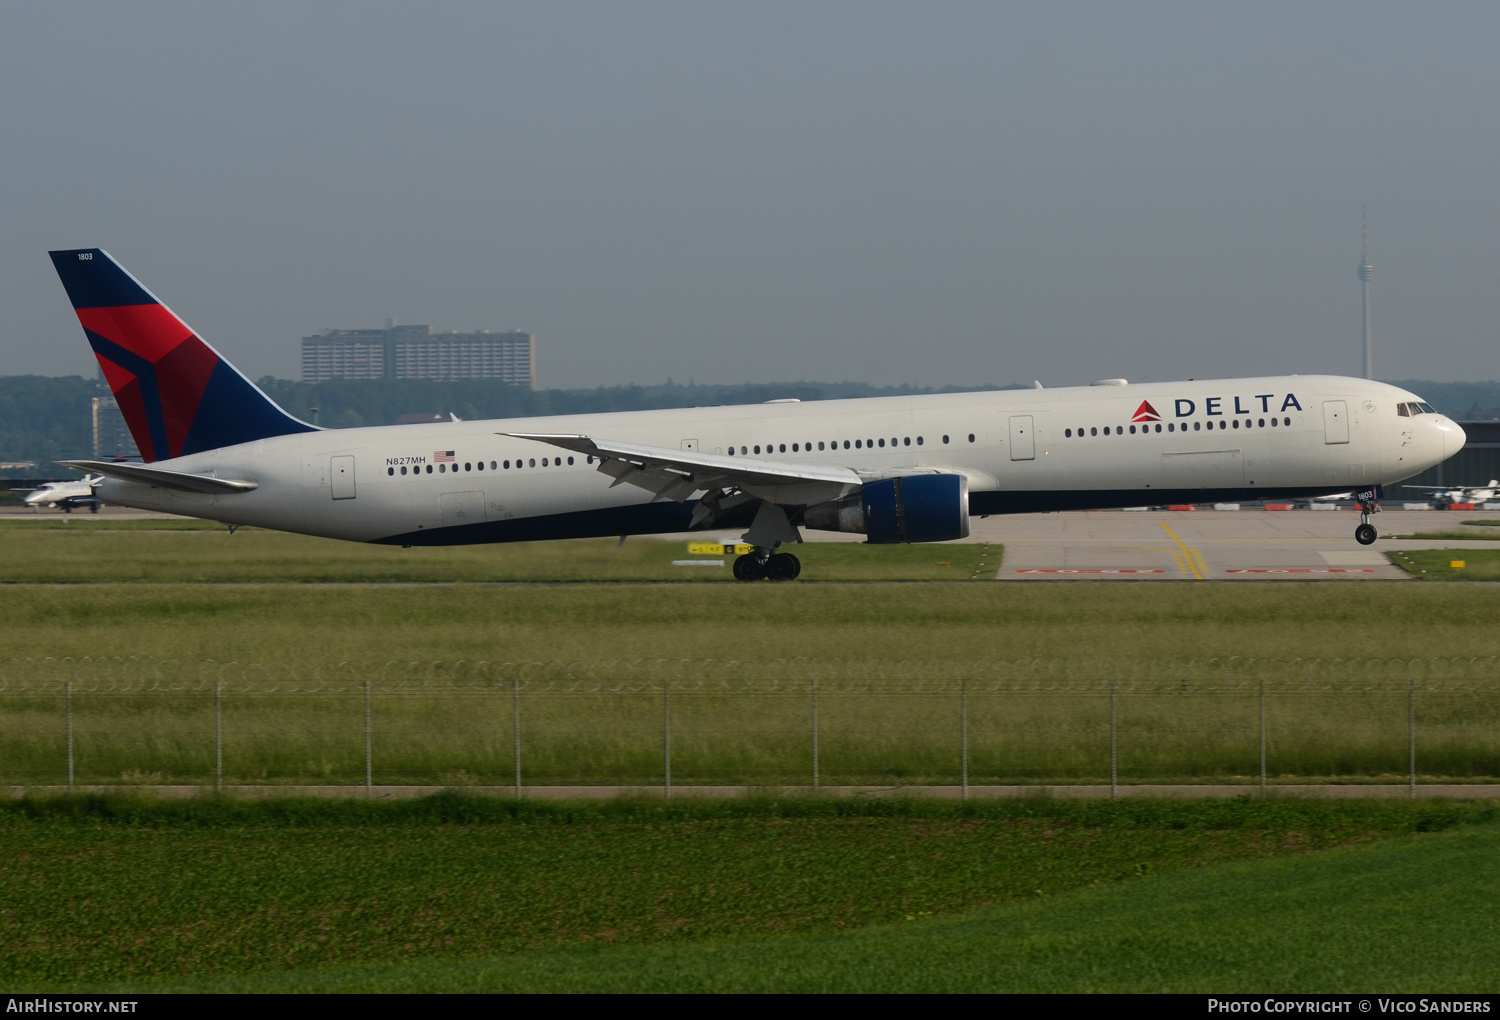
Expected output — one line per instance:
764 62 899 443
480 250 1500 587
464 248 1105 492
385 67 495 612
371 486 1366 547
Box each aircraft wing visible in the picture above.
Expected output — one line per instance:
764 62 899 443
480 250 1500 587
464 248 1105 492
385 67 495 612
503 433 860 507
56 460 259 495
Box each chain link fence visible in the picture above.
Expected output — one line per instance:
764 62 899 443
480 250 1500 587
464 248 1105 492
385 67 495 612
3 657 1499 794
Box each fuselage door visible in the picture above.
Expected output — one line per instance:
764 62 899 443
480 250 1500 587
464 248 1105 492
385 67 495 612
1323 401 1350 445
331 455 356 499
1009 415 1035 461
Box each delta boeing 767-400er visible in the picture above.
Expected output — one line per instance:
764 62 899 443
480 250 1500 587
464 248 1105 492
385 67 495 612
49 248 1464 580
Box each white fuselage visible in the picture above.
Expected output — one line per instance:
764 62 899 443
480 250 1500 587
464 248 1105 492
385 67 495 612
92 375 1463 545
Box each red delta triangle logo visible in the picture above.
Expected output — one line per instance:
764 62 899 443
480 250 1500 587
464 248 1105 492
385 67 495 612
1131 400 1161 423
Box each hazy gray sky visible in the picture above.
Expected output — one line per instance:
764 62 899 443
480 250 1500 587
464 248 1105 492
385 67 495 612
2 2 1497 388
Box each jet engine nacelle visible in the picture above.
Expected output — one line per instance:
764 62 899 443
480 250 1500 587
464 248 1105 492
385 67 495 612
804 473 970 544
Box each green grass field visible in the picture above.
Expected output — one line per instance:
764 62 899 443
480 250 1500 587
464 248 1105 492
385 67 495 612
3 527 1499 785
3 795 1492 991
1388 548 1500 580
0 518 993 582
3 570 1500 664
171 815 1500 993
1392 531 1500 541
6 678 1500 787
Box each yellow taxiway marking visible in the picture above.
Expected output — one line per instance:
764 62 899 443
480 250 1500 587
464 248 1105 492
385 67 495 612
1159 523 1208 579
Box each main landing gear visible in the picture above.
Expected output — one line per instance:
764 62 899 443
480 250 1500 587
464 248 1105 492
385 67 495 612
1354 489 1381 546
732 550 802 582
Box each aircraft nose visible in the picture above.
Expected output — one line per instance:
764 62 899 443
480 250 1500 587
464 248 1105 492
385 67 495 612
1445 420 1467 459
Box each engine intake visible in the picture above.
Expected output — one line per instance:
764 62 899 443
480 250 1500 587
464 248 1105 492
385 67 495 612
804 474 970 544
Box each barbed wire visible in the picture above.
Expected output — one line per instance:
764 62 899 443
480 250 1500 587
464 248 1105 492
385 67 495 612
0 657 1497 695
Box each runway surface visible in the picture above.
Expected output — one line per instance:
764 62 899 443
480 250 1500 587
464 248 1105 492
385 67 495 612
730 507 1500 580
972 508 1468 581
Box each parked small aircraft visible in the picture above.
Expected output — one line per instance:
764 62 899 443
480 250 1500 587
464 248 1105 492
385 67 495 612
1402 480 1500 504
21 476 104 512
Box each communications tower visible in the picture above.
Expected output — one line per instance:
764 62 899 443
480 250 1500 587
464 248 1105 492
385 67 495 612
1358 207 1374 380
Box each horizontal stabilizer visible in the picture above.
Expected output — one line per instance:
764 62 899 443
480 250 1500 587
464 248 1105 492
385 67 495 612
56 460 258 495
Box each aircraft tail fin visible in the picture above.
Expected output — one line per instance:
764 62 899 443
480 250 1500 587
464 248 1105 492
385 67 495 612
48 248 315 463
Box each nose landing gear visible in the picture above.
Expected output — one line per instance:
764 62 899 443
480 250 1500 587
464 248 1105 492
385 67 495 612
732 550 802 581
1354 487 1381 546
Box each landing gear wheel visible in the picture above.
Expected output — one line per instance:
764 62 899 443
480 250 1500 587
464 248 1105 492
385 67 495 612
766 552 801 581
1355 523 1377 546
732 554 766 581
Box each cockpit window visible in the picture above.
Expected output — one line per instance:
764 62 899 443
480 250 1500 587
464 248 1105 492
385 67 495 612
1397 403 1412 417
1418 402 1436 415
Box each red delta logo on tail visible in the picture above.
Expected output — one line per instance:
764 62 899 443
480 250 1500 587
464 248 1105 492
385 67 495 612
1131 400 1161 423
48 248 313 462
78 303 219 463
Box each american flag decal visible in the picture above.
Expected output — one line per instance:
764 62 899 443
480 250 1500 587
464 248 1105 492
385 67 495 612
434 450 455 463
